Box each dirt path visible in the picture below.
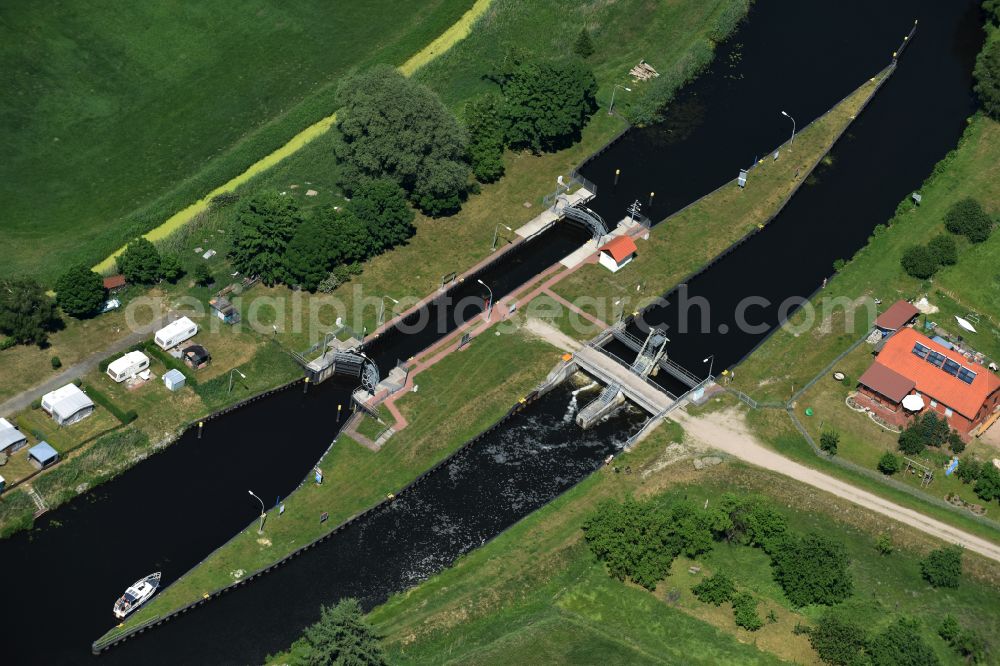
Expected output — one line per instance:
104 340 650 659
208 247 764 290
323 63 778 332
672 407 1000 563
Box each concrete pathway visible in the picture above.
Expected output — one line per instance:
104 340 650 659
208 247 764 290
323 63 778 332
0 315 166 418
672 407 1000 563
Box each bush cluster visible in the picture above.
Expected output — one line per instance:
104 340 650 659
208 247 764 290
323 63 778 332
897 412 963 456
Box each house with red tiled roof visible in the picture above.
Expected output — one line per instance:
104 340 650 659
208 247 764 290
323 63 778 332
597 236 637 273
856 327 1000 438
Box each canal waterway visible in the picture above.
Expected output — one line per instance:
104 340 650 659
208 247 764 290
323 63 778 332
595 0 983 379
100 382 644 665
0 0 982 663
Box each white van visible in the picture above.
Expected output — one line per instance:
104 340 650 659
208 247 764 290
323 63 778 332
154 317 198 350
106 351 150 383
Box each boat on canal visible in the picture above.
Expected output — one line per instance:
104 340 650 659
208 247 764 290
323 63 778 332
113 572 161 619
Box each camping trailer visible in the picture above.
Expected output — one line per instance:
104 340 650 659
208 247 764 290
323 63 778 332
106 351 150 383
40 384 95 426
154 317 198 350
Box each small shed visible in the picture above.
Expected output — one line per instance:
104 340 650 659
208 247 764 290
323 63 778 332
163 369 186 392
103 274 127 293
40 384 95 426
28 441 59 469
0 417 28 455
875 300 919 334
209 297 240 324
597 236 638 273
106 351 150 383
182 345 211 369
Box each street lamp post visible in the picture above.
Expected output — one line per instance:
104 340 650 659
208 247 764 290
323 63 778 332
378 295 399 327
477 279 493 322
608 85 632 115
228 368 247 394
491 224 513 252
248 489 265 534
781 110 796 146
703 355 715 379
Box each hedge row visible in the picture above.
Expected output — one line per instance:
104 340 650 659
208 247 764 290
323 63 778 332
82 383 138 425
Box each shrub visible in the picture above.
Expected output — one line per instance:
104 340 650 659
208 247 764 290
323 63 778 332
868 617 939 666
731 592 762 631
819 430 839 454
193 262 213 287
30 398 41 410
974 462 1000 502
947 431 965 454
0 277 62 347
944 197 993 243
691 572 735 606
876 533 894 556
877 452 900 475
809 613 868 665
938 614 960 643
572 27 594 58
50 356 61 370
283 598 388 666
957 458 982 484
920 545 962 588
771 533 852 606
160 253 185 283
926 233 957 266
832 258 846 273
900 245 938 279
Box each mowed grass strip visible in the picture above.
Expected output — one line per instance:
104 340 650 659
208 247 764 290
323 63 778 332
0 0 475 281
553 71 886 331
103 324 561 638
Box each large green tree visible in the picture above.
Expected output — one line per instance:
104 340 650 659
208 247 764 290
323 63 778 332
336 65 469 217
0 278 62 346
116 237 162 284
282 213 345 292
974 35 1000 120
350 179 415 253
770 533 852 606
286 598 388 666
464 93 507 183
230 193 303 285
501 58 598 152
55 265 106 318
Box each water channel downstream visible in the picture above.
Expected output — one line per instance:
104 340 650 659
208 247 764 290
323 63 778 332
0 1 983 663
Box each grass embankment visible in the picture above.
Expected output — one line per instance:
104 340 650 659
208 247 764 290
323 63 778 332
552 71 888 334
0 0 476 281
330 439 1000 665
724 115 1000 540
103 324 563 638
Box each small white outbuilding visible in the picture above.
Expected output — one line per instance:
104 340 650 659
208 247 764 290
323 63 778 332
163 369 186 392
154 317 198 350
40 383 95 426
106 351 150 383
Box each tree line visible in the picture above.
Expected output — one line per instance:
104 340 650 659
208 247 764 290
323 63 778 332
584 492 979 664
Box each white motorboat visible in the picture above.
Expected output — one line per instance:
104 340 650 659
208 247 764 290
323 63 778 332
113 572 161 619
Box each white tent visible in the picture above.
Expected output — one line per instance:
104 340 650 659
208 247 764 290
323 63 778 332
40 384 95 426
902 394 925 412
0 417 27 454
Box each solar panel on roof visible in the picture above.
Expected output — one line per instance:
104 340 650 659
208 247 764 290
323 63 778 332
912 342 930 359
958 368 977 385
927 351 946 368
942 359 961 376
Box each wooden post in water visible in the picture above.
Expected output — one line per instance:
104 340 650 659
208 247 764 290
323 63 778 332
197 421 203 439
614 168 620 186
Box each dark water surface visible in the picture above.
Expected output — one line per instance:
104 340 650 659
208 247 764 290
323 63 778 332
593 0 982 377
101 383 643 665
0 0 982 663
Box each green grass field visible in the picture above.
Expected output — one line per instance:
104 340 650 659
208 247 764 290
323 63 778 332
0 0 474 281
358 451 1000 666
